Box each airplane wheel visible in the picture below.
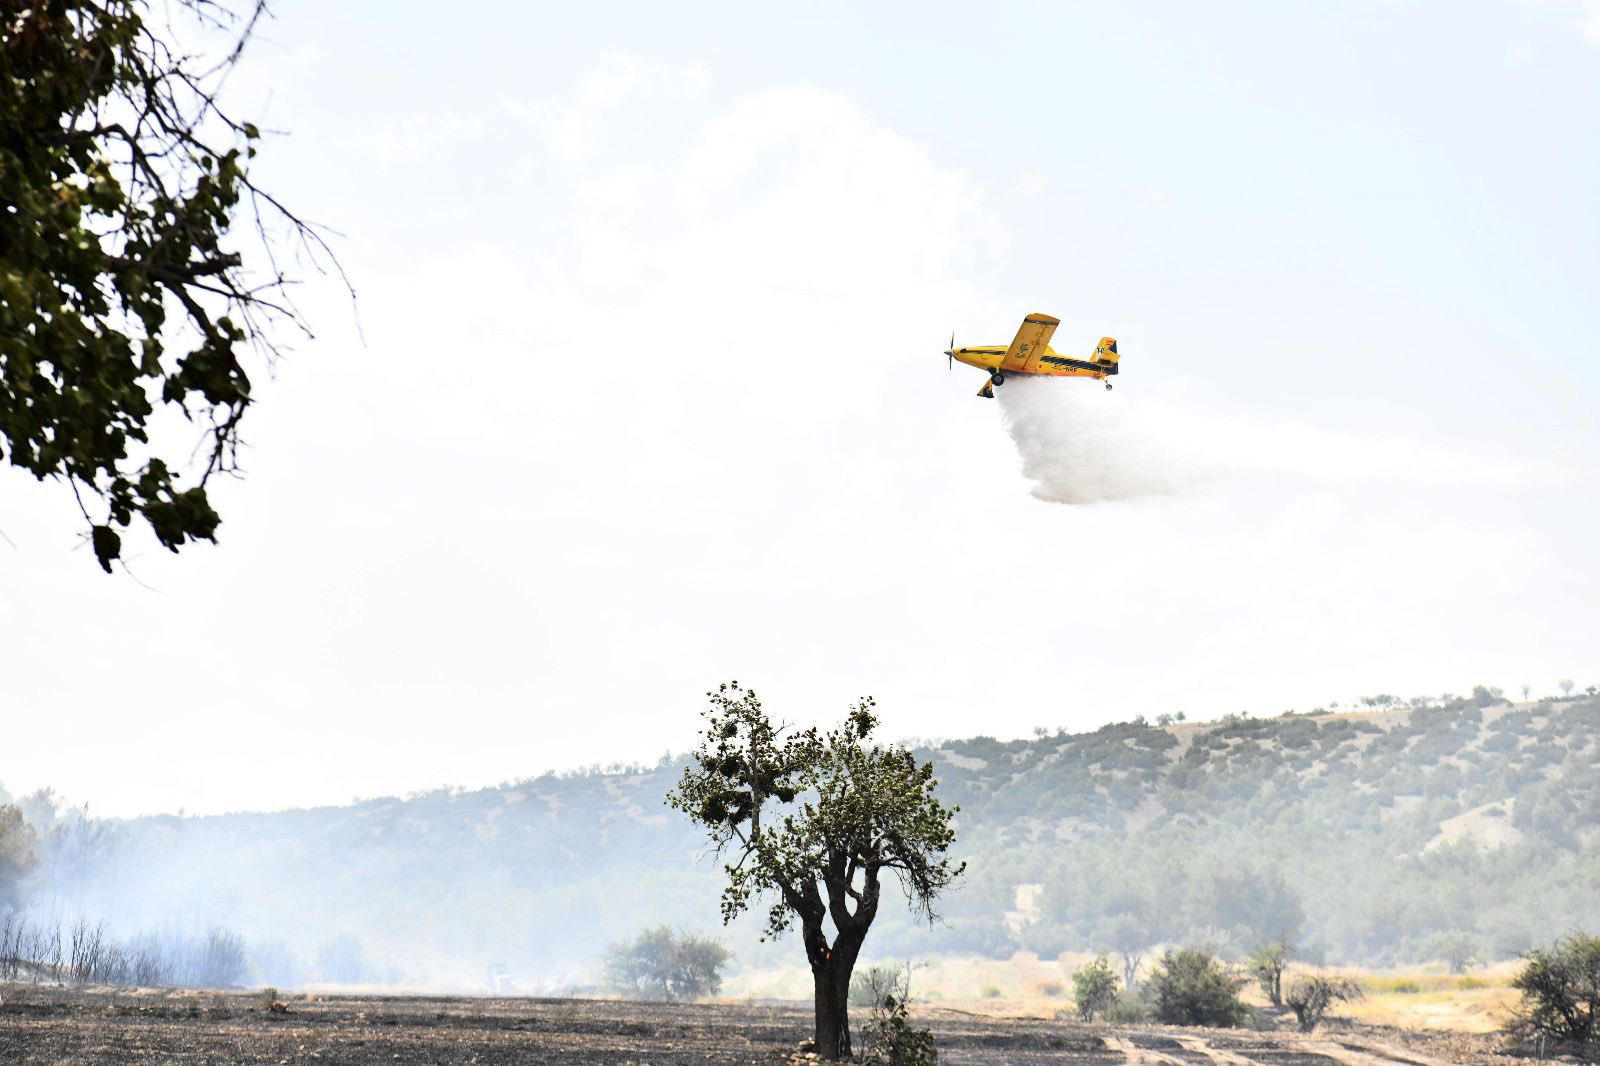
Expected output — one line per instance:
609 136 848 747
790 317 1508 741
991 371 1004 386
1105 382 1113 391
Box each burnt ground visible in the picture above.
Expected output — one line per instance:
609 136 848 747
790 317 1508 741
0 988 1526 1065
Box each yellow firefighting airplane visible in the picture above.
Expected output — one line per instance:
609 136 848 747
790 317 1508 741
945 313 1120 398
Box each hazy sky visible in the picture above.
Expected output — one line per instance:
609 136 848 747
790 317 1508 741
4 1 1598 817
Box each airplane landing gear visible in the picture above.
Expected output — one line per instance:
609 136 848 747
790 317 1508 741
1105 382 1113 391
990 370 1004 386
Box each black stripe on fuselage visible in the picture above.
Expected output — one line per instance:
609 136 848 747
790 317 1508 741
1040 355 1118 374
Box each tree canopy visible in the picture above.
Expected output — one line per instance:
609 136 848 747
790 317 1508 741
1147 948 1250 1028
601 926 731 1001
668 682 963 1060
0 802 39 909
1 0 337 571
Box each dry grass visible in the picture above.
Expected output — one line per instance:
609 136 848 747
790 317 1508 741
725 951 1091 1017
1340 963 1521 1034
726 954 1526 1033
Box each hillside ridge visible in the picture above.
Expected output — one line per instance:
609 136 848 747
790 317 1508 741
10 691 1597 986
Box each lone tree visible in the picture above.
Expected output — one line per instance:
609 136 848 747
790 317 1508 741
1105 911 1149 991
1072 954 1121 1021
668 682 964 1061
602 926 731 1001
1428 930 1481 975
1247 936 1292 1007
2 0 341 571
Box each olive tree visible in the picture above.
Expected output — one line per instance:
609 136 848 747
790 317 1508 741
1513 932 1600 1057
1428 930 1481 975
1105 912 1148 991
602 926 731 1001
1072 954 1120 1020
1284 975 1361 1032
2 0 341 571
1247 936 1292 1007
668 683 964 1061
0 803 40 909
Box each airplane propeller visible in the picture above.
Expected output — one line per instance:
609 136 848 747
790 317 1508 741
944 331 955 373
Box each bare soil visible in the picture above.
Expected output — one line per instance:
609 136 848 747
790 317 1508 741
0 988 1526 1065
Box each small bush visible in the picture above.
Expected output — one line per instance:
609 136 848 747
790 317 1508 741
1146 949 1249 1028
1035 979 1065 997
1072 955 1120 1021
1284 975 1361 1032
1512 932 1600 1057
860 995 937 1066
1391 980 1421 994
1105 994 1152 1024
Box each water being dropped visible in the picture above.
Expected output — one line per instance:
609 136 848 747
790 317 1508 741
996 376 1201 504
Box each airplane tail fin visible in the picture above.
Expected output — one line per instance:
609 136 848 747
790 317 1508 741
1093 336 1120 374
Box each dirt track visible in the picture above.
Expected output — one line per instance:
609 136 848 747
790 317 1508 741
0 989 1521 1065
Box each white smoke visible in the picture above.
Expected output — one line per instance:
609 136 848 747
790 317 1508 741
996 376 1204 503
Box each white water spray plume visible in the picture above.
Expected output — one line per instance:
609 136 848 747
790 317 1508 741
996 377 1201 503
996 374 1561 505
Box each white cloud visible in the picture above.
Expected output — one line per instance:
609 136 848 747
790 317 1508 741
521 52 712 167
363 113 486 167
1582 0 1600 44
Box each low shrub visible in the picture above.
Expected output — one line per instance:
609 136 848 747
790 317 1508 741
860 995 937 1065
1284 976 1361 1032
1105 994 1152 1024
1146 949 1249 1028
1512 932 1600 1058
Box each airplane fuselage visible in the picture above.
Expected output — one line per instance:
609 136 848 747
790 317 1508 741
950 345 1119 382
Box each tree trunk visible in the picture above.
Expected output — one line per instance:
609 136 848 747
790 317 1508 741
812 956 853 1060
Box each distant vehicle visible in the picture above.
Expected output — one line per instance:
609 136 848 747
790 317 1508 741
946 313 1120 398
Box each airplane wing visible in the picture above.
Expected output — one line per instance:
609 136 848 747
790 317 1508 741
1002 313 1060 373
